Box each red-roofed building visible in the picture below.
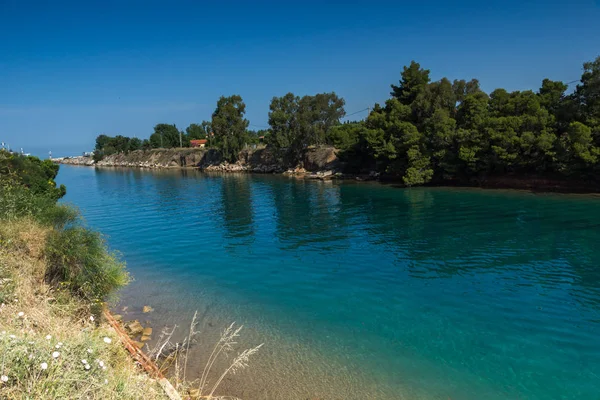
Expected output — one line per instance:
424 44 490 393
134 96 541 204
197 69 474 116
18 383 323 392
190 139 208 148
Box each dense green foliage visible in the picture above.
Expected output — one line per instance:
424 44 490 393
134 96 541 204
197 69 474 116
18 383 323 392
186 121 212 141
0 150 66 199
266 92 345 161
93 134 149 161
329 57 600 185
45 226 129 300
149 123 182 148
0 150 129 299
90 56 600 186
211 95 250 162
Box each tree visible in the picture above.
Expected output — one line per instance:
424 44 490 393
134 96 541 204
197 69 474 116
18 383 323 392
95 135 111 152
267 93 300 150
560 122 599 169
129 137 142 151
186 121 212 140
149 124 180 148
538 79 568 116
302 92 346 145
211 95 249 162
267 92 345 163
390 61 431 105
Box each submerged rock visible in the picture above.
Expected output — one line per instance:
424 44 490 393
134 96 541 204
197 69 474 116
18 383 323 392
125 320 144 335
142 327 152 336
132 341 145 349
142 305 154 313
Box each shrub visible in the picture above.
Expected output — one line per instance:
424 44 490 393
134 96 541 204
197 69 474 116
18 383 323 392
45 227 130 301
0 150 66 200
0 178 77 228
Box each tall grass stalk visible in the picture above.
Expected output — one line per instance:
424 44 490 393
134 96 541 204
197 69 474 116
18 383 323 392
182 311 199 382
207 343 264 398
198 322 243 395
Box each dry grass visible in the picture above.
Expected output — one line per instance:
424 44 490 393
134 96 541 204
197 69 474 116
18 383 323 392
147 315 263 400
0 220 167 400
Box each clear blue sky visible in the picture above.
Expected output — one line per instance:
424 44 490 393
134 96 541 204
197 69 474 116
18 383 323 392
1 0 599 156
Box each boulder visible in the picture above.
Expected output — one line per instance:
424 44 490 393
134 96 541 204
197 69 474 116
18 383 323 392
125 320 144 335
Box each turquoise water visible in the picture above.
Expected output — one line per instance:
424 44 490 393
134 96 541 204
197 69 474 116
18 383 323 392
58 166 600 400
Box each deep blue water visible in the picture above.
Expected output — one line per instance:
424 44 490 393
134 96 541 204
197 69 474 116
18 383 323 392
57 165 600 400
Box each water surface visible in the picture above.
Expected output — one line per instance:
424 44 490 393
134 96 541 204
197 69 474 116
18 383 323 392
58 166 600 399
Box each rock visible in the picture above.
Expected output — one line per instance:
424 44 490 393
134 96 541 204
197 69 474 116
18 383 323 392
113 314 123 322
142 327 152 336
132 341 145 349
125 320 144 335
142 305 154 313
140 335 151 342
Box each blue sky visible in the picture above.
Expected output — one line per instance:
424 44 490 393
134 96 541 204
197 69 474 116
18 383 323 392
1 0 599 156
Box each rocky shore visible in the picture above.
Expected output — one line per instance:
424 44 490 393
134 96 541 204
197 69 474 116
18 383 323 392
53 147 344 179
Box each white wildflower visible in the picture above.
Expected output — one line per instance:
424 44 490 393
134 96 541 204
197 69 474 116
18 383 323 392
84 364 91 370
9 334 16 339
17 311 24 318
102 365 106 370
104 378 108 384
98 360 104 367
1 375 8 382
40 362 48 370
81 359 88 364
52 351 60 358
13 299 18 302
103 337 112 344
89 315 94 322
45 335 52 340
87 348 93 354
55 343 62 349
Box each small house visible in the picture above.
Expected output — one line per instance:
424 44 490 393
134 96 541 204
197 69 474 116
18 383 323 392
190 139 208 148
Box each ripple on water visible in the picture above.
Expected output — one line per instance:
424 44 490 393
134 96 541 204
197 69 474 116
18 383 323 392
58 167 600 400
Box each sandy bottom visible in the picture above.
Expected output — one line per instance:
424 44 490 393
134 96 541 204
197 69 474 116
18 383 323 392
114 298 411 400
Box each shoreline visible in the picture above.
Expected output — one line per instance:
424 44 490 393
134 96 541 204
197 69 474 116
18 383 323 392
55 155 600 195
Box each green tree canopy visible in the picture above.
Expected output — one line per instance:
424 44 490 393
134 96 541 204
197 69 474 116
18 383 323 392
211 95 249 162
149 124 180 148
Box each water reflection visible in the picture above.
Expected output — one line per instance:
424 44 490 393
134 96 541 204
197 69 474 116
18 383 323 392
270 179 348 250
218 173 255 246
58 166 600 400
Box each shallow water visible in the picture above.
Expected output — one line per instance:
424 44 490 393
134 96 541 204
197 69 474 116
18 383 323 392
58 166 600 399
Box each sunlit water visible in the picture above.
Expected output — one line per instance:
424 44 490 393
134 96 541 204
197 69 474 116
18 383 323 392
57 166 600 400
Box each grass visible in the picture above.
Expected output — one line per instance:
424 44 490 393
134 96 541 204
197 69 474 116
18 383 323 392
0 220 166 399
147 313 263 399
0 157 263 399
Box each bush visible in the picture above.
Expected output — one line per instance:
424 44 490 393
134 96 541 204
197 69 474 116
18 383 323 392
45 227 130 301
0 150 66 200
0 178 77 229
93 151 105 163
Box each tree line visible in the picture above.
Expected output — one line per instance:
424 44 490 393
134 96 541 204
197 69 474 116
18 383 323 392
94 56 600 185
